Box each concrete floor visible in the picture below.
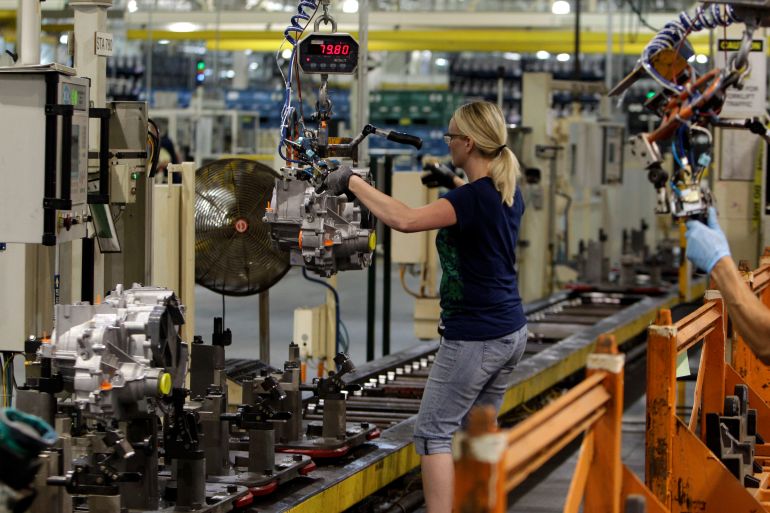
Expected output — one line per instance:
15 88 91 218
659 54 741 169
507 394 648 512
194 263 435 370
194 266 694 512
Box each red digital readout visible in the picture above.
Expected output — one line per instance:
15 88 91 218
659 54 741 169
320 44 350 55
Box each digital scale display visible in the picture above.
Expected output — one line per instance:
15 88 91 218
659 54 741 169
298 33 359 74
306 42 352 56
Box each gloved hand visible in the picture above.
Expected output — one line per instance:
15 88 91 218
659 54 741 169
685 207 731 273
323 166 357 198
421 162 461 189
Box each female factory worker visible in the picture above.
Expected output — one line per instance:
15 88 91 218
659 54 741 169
323 101 528 513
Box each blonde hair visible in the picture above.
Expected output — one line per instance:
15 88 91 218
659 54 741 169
452 101 520 206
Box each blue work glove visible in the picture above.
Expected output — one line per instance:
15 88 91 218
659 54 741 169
684 207 731 273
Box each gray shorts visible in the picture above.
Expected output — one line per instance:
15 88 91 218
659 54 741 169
413 325 527 456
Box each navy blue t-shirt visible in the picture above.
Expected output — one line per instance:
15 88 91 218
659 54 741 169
437 177 526 340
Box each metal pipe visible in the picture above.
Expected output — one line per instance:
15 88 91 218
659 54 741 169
548 154 557 294
248 428 275 474
384 490 425 513
574 0 581 80
496 66 505 111
175 457 206 509
605 0 613 91
382 155 393 357
259 290 270 364
366 156 378 362
17 0 41 65
81 236 94 303
356 0 370 162
71 0 111 111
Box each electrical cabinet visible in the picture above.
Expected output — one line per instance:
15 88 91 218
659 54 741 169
108 101 148 204
0 64 90 245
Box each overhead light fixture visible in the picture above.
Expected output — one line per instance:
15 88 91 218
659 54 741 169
695 54 708 64
249 62 259 70
503 52 521 61
536 50 551 60
59 34 68 45
435 58 448 66
556 53 570 62
552 0 570 14
281 48 293 59
342 0 359 13
127 0 138 13
244 49 253 55
158 39 170 45
687 55 696 63
168 22 197 33
264 1 284 11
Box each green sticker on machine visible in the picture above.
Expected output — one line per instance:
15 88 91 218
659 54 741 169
71 89 78 106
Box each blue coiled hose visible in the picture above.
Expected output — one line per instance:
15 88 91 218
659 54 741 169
278 0 320 165
284 0 319 46
641 4 738 93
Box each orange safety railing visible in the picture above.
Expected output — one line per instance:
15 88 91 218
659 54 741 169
453 335 667 513
646 284 770 511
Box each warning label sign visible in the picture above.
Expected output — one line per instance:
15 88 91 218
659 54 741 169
714 39 766 118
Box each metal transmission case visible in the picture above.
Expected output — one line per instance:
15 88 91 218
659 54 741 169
40 284 187 419
0 64 90 245
264 168 376 277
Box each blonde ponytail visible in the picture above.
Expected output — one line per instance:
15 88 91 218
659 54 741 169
453 101 520 206
489 147 520 207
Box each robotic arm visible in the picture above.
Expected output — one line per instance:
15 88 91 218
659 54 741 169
612 1 770 220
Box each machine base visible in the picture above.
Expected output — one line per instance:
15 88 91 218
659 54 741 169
209 452 315 495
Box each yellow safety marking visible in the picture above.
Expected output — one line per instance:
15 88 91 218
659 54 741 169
286 443 421 513
121 29 729 55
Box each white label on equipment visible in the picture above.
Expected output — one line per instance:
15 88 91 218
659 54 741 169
95 32 113 57
714 39 766 118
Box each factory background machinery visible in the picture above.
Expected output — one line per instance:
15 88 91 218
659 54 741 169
2 0 770 512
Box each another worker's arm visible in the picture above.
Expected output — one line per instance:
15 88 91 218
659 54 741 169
347 175 456 233
686 207 770 363
711 257 770 364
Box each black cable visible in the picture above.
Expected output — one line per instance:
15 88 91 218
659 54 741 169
1 352 14 408
10 357 16 392
147 118 161 178
0 353 5 408
111 205 125 224
148 118 160 138
7 354 14 407
621 0 659 32
339 320 350 352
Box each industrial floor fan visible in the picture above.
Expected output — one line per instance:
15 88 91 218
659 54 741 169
195 158 290 296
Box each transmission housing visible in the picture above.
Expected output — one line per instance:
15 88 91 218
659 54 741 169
41 284 188 420
264 167 376 277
